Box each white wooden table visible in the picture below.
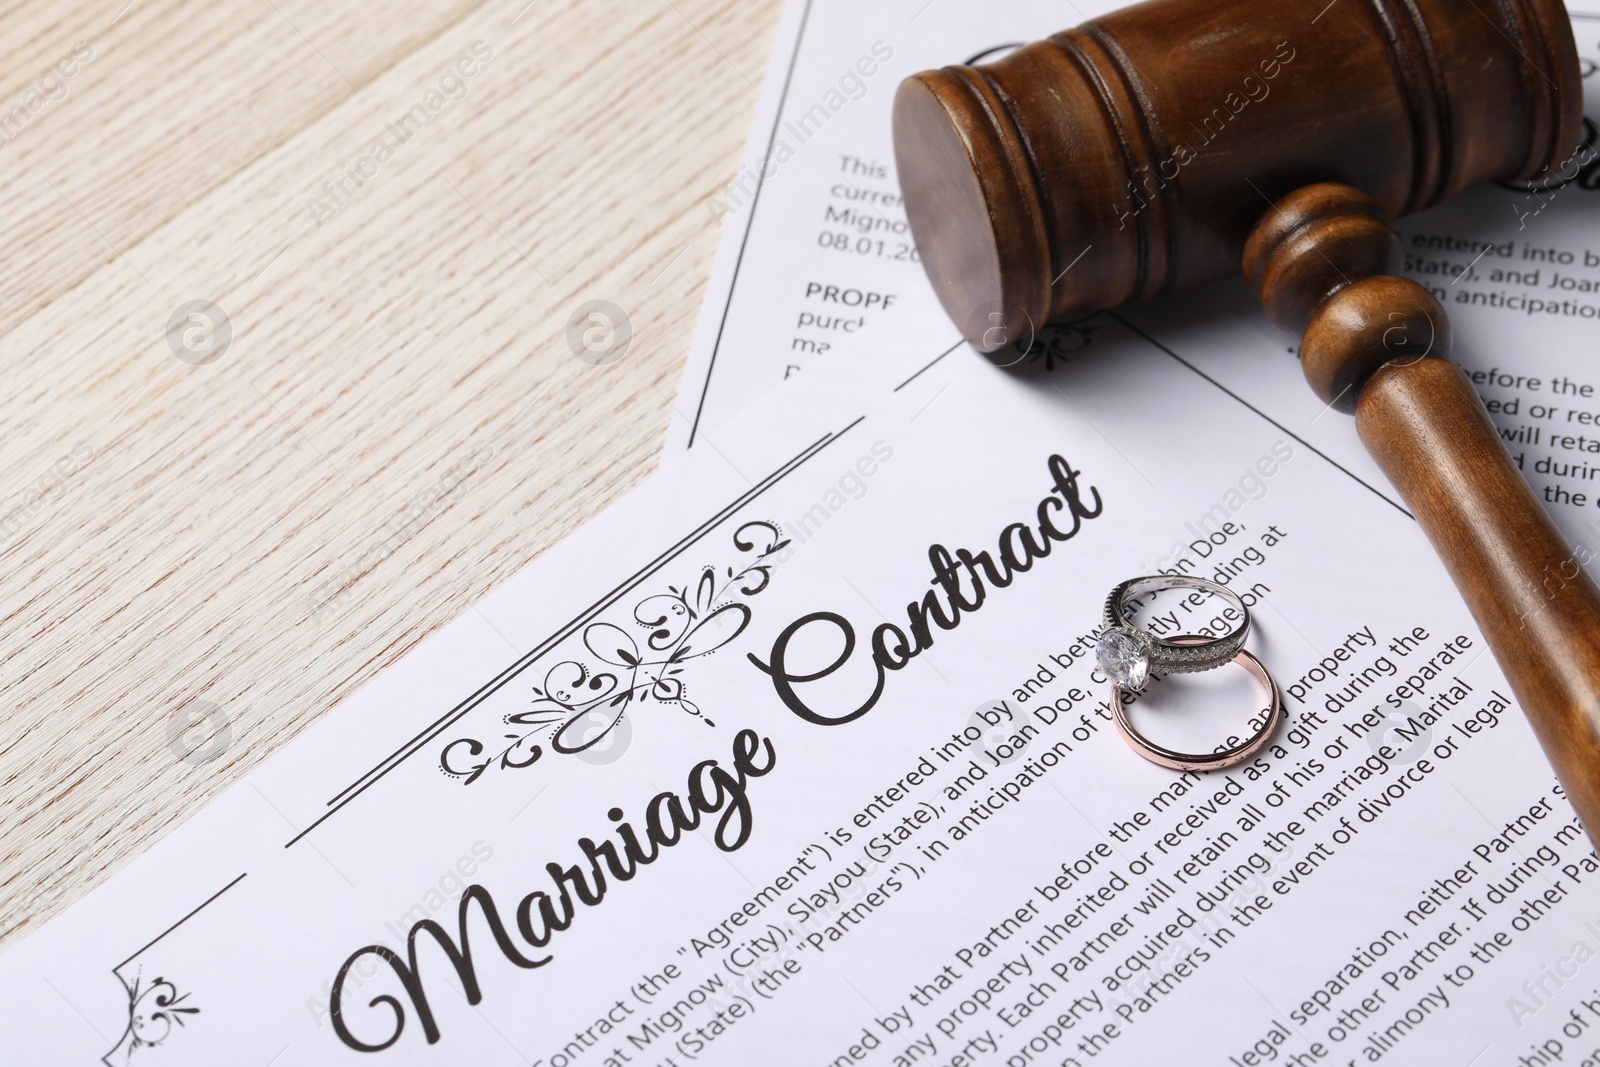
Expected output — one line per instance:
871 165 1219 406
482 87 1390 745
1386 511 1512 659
0 0 782 949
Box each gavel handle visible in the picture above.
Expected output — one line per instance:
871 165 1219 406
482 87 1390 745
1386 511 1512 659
1361 357 1600 827
1245 184 1600 841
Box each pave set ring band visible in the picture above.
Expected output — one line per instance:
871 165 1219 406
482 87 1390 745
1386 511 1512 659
1094 575 1282 772
1097 575 1251 688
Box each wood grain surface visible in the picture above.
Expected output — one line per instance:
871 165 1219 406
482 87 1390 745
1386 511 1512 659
0 0 782 950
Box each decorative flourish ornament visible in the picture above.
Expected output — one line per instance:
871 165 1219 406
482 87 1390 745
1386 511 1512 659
103 970 199 1065
439 520 790 784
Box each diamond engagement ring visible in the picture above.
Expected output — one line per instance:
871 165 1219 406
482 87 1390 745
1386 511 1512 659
1095 575 1251 690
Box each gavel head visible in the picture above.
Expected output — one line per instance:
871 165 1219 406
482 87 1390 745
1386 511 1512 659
892 0 1583 353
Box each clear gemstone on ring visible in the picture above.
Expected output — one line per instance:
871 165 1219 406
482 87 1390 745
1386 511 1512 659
1096 627 1152 689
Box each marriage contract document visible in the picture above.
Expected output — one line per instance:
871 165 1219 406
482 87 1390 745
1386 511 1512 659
3 315 1597 1066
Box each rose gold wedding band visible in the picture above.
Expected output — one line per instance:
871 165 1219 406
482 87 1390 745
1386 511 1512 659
1110 643 1283 772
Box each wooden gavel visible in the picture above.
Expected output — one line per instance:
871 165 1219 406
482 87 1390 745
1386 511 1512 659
892 0 1600 839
